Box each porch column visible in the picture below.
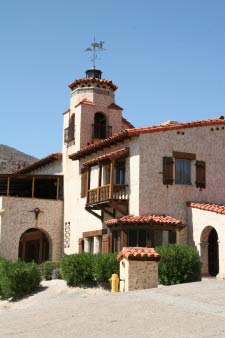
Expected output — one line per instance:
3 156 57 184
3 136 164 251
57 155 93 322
200 241 209 275
94 236 102 254
84 238 89 253
217 240 225 279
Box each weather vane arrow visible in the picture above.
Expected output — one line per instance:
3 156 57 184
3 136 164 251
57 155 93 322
84 39 105 69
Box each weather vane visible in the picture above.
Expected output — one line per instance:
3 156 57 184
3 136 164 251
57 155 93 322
84 38 105 69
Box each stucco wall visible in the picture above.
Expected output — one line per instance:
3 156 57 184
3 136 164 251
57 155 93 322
0 196 63 262
26 159 62 175
139 125 225 244
188 207 225 279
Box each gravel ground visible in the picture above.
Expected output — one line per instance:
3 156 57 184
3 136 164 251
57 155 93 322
0 279 225 338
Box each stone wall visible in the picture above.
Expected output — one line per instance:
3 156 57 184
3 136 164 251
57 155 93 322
0 196 63 262
120 259 159 292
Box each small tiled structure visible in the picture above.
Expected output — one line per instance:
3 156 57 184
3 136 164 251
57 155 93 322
117 247 160 292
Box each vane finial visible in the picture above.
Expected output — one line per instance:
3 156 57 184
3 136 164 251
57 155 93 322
84 38 105 69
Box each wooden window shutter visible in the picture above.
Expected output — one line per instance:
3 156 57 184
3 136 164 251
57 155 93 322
196 161 206 189
102 234 112 253
81 170 88 198
163 157 174 186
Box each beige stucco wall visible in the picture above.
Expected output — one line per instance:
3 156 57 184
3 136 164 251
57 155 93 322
139 125 225 244
0 196 63 262
120 258 158 292
188 207 225 279
26 159 62 175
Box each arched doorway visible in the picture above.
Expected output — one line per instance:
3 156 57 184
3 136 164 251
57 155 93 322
200 226 219 277
208 228 219 276
19 228 50 264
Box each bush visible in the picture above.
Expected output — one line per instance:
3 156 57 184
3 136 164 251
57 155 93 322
60 253 94 286
93 253 119 283
0 261 41 300
39 261 60 280
156 244 201 285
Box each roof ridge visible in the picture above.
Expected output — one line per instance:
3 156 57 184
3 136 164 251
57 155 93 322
70 117 225 160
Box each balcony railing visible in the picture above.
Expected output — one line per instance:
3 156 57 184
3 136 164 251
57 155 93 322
92 124 112 140
87 184 128 204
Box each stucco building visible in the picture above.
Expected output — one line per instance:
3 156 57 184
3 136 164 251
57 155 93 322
1 67 225 279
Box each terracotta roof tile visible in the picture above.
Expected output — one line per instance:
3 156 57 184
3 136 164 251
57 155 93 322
83 148 129 167
117 247 160 261
105 214 183 227
14 153 62 174
68 78 117 91
70 117 225 160
187 202 225 215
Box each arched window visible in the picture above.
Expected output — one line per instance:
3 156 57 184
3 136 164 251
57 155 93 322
93 112 106 139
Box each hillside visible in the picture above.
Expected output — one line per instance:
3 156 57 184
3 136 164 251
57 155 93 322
0 144 37 174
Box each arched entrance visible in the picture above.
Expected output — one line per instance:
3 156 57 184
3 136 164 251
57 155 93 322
19 228 50 264
200 226 219 277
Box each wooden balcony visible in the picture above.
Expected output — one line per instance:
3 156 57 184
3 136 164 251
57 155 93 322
87 184 128 205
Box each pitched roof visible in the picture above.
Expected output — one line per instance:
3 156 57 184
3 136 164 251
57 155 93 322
14 153 62 174
117 247 160 261
108 103 123 110
75 98 95 108
68 77 118 91
83 148 129 167
70 117 225 160
187 202 225 215
105 214 183 227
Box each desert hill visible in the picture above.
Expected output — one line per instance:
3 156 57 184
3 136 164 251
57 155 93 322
0 144 37 174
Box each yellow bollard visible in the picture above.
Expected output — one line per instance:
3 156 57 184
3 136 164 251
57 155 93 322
108 273 119 292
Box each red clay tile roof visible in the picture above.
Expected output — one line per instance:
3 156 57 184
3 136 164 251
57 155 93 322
83 148 129 167
68 78 118 91
14 153 62 174
122 117 135 129
105 214 183 227
108 103 123 110
187 202 225 215
70 117 225 160
117 247 160 261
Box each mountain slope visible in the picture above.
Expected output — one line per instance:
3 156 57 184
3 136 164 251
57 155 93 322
0 144 37 174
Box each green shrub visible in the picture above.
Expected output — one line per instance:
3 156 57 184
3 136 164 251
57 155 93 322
0 261 41 300
93 253 119 283
39 261 60 280
156 244 201 285
60 253 94 286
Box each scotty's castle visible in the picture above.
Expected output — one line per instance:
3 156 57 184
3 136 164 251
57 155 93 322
1 61 225 279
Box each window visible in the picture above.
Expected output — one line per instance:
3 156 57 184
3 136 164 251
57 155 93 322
128 230 146 247
175 158 191 184
93 112 106 139
114 160 125 184
64 114 75 144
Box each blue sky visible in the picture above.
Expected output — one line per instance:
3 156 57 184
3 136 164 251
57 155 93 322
1 0 225 158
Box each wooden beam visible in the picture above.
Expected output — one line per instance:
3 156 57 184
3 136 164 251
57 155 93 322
102 207 114 218
111 202 127 216
109 159 115 199
97 165 102 202
85 207 102 220
56 177 60 200
7 176 10 196
32 176 35 198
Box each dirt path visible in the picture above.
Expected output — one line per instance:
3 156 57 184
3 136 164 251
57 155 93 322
0 279 225 338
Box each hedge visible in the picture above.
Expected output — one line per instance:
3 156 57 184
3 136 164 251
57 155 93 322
60 253 119 286
39 261 60 280
60 253 94 286
156 244 201 285
0 260 41 300
93 253 119 283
